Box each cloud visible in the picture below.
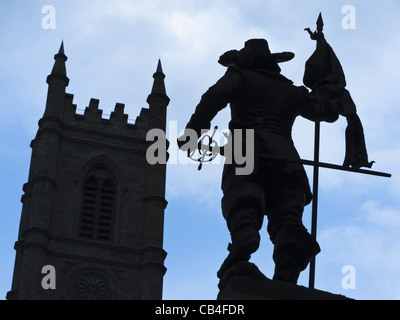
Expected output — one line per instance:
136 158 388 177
166 160 223 209
318 200 400 299
362 200 400 230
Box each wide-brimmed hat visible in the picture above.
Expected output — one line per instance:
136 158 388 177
218 39 294 69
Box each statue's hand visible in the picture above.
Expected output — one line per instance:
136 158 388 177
304 28 324 41
177 135 188 150
304 28 314 38
177 132 200 156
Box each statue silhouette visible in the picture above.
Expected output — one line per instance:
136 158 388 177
178 31 374 288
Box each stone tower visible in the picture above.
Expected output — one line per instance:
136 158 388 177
6 42 169 300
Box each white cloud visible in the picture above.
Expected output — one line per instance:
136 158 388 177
362 200 400 230
318 200 400 299
167 161 223 208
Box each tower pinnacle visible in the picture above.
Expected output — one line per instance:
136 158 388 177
47 41 69 85
150 59 166 95
58 40 65 55
156 59 163 74
43 42 70 118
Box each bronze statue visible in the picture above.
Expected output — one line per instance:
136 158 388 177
178 14 375 289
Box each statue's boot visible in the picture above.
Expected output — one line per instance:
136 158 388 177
217 226 260 280
272 225 320 284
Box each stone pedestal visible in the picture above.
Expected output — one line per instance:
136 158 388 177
218 276 352 300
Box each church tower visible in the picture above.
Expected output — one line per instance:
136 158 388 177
6 42 169 300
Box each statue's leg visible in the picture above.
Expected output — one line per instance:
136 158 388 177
271 225 320 283
266 179 320 284
217 178 265 280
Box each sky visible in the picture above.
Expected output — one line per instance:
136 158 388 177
1 0 400 300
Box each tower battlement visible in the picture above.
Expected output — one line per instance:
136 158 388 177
63 93 151 140
33 42 168 152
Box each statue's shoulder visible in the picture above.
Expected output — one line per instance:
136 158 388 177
250 68 294 85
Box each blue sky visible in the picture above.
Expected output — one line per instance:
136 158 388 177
1 0 400 300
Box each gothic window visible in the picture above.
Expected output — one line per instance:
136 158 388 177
79 166 116 242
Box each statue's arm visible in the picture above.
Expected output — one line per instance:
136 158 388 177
297 85 340 123
185 69 244 136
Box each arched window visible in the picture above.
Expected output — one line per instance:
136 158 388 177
79 166 116 242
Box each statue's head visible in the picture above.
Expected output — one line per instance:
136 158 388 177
218 39 294 73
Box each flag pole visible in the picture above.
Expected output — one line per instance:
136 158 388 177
307 12 324 290
309 120 320 289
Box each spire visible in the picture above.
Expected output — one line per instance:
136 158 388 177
43 42 70 119
47 41 69 86
58 40 65 55
156 59 163 74
146 59 169 109
150 59 166 95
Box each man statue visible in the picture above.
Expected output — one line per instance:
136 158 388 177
178 37 369 286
